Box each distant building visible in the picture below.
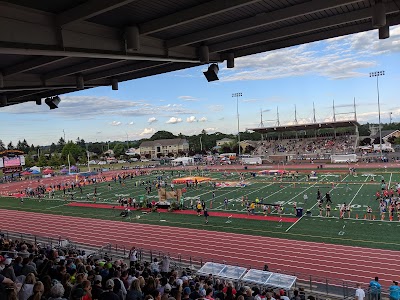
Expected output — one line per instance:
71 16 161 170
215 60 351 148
216 138 235 147
139 139 189 158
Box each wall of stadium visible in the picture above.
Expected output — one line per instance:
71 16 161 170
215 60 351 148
331 154 357 163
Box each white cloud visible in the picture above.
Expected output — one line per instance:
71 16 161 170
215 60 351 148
140 128 155 136
0 95 197 118
148 117 157 124
186 116 197 123
110 121 121 126
166 117 182 124
178 95 199 102
128 121 134 125
199 117 207 122
204 127 217 133
220 26 400 82
208 105 224 112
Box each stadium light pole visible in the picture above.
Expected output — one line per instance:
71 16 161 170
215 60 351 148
232 92 242 157
369 71 384 157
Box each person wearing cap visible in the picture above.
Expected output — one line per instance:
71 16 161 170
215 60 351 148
1 256 16 282
389 281 400 300
99 279 119 300
92 275 104 300
279 290 290 300
189 283 201 300
182 287 191 300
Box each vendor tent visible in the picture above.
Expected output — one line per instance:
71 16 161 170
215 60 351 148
21 171 32 176
171 157 194 166
42 169 54 175
197 262 247 281
241 269 296 290
60 168 68 173
31 170 40 174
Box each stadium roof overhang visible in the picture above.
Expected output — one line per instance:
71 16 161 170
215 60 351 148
248 120 360 134
0 0 399 107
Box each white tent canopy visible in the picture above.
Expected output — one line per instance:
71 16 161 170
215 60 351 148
197 262 296 290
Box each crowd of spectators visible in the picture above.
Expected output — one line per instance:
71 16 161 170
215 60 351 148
253 136 357 158
1 235 311 300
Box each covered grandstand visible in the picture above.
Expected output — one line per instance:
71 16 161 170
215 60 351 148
248 120 360 163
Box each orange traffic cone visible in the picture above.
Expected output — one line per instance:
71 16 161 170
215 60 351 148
373 215 376 220
356 214 358 219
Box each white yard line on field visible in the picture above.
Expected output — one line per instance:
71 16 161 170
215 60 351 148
285 174 350 232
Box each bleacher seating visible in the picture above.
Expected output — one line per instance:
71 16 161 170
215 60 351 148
253 135 357 161
0 231 354 300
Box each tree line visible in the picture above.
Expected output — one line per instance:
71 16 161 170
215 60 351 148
0 122 399 167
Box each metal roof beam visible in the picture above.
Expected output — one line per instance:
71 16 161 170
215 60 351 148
57 0 137 26
85 61 172 81
43 59 125 80
117 62 196 82
209 3 400 53
2 56 68 77
0 47 204 64
233 14 400 58
140 0 263 35
166 0 364 48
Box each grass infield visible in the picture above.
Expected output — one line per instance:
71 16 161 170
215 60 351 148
0 167 399 250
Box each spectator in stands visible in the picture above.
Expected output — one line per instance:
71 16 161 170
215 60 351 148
244 286 254 300
279 290 289 300
129 248 138 269
92 275 104 300
81 280 93 300
369 277 381 300
1 257 16 282
389 281 400 300
189 283 201 300
48 283 67 300
19 273 37 300
27 281 45 300
127 279 143 300
290 290 300 300
19 244 30 259
61 273 72 298
355 283 365 300
99 279 119 300
12 257 23 277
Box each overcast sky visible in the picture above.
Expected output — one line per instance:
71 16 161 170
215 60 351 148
1 26 400 146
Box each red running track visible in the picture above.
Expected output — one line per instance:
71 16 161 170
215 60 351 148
0 209 399 288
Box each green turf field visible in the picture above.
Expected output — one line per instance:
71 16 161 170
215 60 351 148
1 167 400 250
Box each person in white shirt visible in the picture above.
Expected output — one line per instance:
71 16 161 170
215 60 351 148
355 283 365 300
129 247 137 268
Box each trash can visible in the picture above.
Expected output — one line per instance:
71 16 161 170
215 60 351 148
296 207 303 217
244 166 248 170
306 210 312 217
